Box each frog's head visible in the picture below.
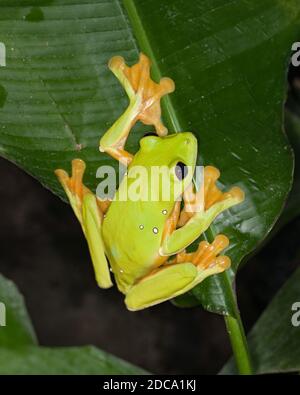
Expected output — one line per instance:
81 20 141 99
137 132 198 201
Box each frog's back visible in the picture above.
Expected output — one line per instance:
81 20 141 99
101 132 197 291
102 195 174 291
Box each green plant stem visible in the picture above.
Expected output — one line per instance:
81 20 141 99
224 313 253 375
219 261 253 374
203 231 253 375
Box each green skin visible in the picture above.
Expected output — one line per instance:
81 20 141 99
103 132 197 294
62 55 243 311
81 128 241 311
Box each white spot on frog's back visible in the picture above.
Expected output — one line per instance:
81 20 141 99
102 199 173 271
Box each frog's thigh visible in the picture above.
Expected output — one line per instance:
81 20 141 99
125 263 199 311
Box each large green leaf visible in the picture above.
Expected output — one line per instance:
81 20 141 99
0 273 145 374
221 267 300 374
0 273 37 348
280 109 300 226
281 80 300 226
0 0 299 315
0 346 146 374
252 69 300 235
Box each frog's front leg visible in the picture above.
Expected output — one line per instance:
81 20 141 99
55 159 113 289
125 235 230 311
161 166 245 255
99 53 175 165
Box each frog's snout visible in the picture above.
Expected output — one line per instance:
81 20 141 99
182 132 197 146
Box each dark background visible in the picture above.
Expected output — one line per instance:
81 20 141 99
0 66 299 375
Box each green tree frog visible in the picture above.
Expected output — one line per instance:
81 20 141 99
55 53 244 311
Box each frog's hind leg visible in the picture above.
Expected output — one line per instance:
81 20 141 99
125 235 230 311
55 159 112 289
169 234 230 274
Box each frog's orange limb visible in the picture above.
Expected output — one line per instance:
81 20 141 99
104 146 133 167
161 200 181 241
96 197 111 215
177 182 200 226
55 159 112 217
109 53 175 135
100 53 175 164
204 166 244 210
192 234 230 269
55 159 112 289
168 235 230 270
55 159 94 223
203 166 224 209
153 200 182 267
178 166 244 226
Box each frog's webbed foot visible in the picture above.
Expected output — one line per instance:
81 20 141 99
162 166 244 255
100 54 175 164
55 159 112 289
203 166 244 211
179 166 244 226
55 159 92 224
125 235 230 311
109 53 175 136
55 159 111 221
175 234 230 270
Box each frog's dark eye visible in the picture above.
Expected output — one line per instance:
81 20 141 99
175 161 188 180
143 132 157 137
